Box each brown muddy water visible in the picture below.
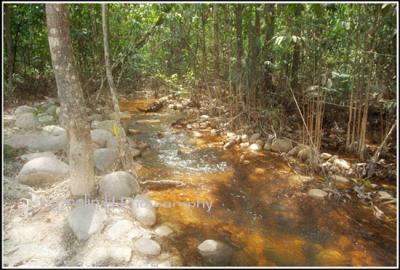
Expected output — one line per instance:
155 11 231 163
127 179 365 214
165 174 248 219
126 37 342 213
120 99 397 266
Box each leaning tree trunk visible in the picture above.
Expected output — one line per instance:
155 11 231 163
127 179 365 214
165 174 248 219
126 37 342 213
46 4 95 197
101 4 135 173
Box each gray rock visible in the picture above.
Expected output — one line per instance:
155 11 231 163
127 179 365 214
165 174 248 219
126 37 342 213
15 105 35 115
320 152 332 160
16 113 39 129
263 142 271 151
17 156 69 187
308 189 328 199
377 190 393 201
197 239 233 265
248 143 262 152
94 148 119 172
38 114 55 125
333 158 351 170
68 204 107 240
5 133 68 152
133 238 161 256
249 133 261 143
99 171 140 200
42 125 66 136
106 136 120 149
330 175 350 183
45 105 58 115
154 225 173 237
91 129 114 148
131 195 156 227
83 245 132 266
20 151 57 162
106 219 141 241
271 138 293 153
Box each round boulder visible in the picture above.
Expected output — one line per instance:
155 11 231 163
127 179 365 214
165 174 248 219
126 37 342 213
197 239 233 265
99 171 140 200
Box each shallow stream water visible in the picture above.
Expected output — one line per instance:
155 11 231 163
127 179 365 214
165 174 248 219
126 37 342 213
120 98 396 266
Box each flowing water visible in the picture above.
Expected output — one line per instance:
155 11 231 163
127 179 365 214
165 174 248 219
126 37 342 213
120 98 397 266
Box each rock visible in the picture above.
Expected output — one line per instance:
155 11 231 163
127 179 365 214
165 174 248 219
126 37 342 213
68 204 107 240
200 115 209 122
128 128 141 135
87 113 103 122
308 189 328 199
45 105 58 115
239 142 250 148
240 134 249 143
271 138 293 153
377 190 393 201
320 152 332 160
263 142 271 151
223 140 236 149
287 145 303 157
99 171 140 200
248 143 262 152
298 147 313 162
131 195 156 227
131 148 142 158
155 225 173 237
15 113 39 129
330 175 350 183
38 114 55 125
5 133 68 152
17 156 69 187
133 238 161 256
193 131 203 138
226 131 236 138
83 245 132 266
288 175 313 185
197 239 233 265
94 148 119 172
249 133 261 143
106 219 141 241
15 105 35 115
91 129 113 148
20 151 57 162
210 129 218 136
333 159 351 170
42 125 66 136
106 136 120 149
266 134 274 144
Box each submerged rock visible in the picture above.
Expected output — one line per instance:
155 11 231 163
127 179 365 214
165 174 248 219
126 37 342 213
99 171 140 200
197 239 233 265
68 204 107 240
133 238 161 256
17 156 69 187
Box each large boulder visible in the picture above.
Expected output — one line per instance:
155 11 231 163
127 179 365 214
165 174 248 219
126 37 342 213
15 113 39 129
271 138 293 153
15 105 35 115
133 238 161 256
20 151 57 162
99 171 140 200
68 204 107 240
131 195 156 227
94 148 119 172
91 129 114 148
17 156 69 187
5 132 68 152
197 239 233 265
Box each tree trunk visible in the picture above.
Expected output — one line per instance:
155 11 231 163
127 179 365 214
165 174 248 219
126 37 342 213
235 5 243 77
201 6 207 83
46 4 95 197
290 5 302 93
101 4 135 173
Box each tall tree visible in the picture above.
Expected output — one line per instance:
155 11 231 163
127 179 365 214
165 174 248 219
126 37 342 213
46 4 95 197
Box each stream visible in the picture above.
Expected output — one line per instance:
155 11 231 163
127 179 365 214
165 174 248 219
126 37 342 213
120 98 396 266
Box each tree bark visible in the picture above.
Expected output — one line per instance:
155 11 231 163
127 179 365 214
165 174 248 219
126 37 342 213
4 4 15 93
213 4 220 78
290 5 302 93
46 4 95 197
101 4 135 173
235 5 243 76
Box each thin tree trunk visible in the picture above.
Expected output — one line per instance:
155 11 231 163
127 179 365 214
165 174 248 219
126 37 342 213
46 4 95 197
4 4 15 93
213 4 220 78
101 4 135 174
